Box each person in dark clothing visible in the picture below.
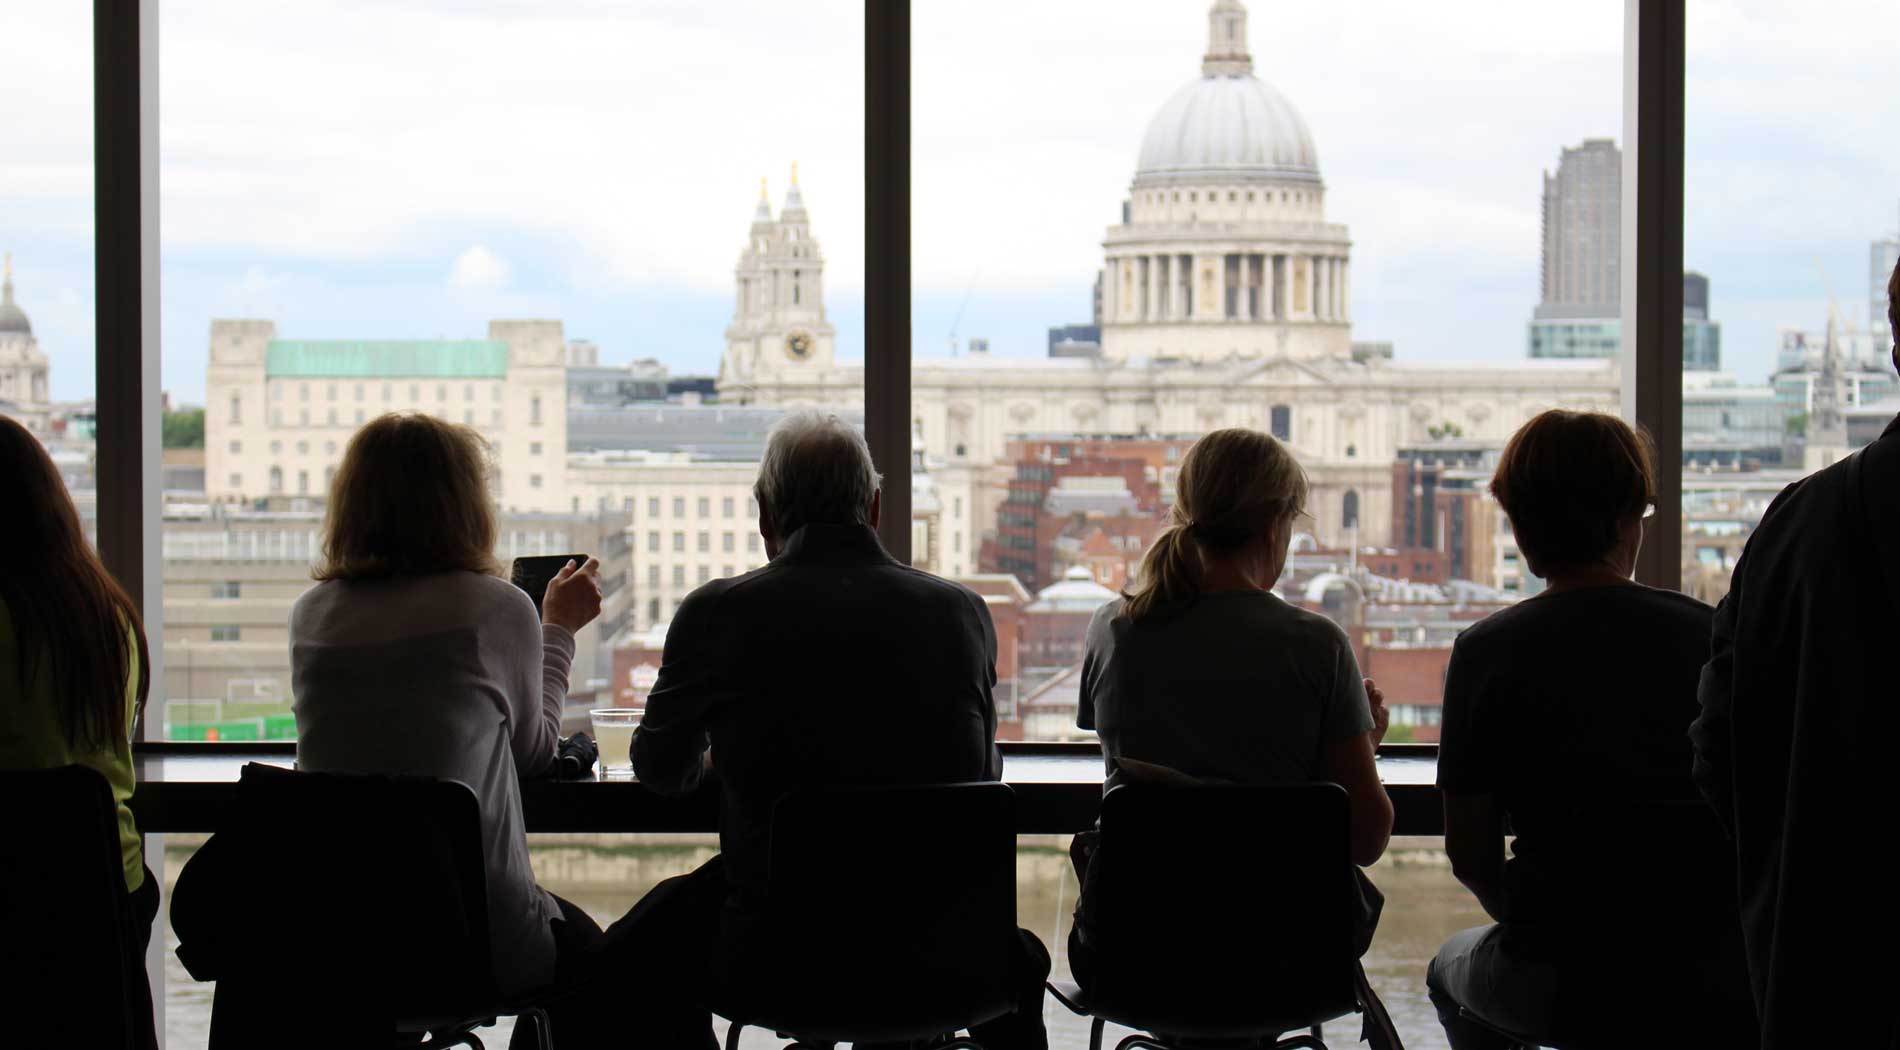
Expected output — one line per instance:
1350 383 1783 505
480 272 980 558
1694 259 1900 1050
1071 427 1393 984
1429 410 1755 1049
568 410 1050 1050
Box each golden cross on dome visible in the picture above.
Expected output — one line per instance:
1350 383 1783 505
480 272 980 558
759 177 768 201
790 161 799 187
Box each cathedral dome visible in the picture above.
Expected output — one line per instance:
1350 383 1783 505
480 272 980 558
1135 76 1320 187
1133 0 1321 188
0 259 29 337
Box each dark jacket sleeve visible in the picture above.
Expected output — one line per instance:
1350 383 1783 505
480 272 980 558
632 586 730 796
1693 581 1741 837
967 588 1003 781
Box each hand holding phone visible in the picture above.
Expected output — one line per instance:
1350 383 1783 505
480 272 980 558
540 556 603 634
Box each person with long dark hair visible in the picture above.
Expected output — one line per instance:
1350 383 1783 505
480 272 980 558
0 415 157 1047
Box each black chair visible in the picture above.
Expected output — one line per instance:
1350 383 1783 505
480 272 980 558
170 762 551 1049
714 782 1019 1049
1049 783 1363 1050
0 764 152 1049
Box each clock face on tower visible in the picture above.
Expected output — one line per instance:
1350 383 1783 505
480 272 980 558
784 330 814 361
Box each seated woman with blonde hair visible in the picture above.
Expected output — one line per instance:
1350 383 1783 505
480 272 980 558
1070 427 1394 980
288 414 608 1040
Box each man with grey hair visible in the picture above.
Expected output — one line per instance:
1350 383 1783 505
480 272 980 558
583 410 1050 1050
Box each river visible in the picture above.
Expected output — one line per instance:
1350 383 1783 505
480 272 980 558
160 835 1489 1049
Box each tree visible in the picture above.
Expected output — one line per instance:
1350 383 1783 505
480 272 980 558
1426 421 1465 441
163 408 205 449
1784 411 1807 438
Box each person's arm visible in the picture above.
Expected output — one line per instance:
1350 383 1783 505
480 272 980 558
972 592 1003 781
1318 643 1392 867
512 558 602 779
1693 580 1742 836
632 587 730 796
1443 791 1511 921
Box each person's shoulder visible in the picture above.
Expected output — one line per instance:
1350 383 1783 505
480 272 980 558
1631 582 1713 620
1448 597 1532 652
1247 592 1353 652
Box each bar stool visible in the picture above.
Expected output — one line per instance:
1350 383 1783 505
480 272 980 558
713 782 1019 1049
170 762 552 1049
0 765 153 1049
1049 783 1364 1050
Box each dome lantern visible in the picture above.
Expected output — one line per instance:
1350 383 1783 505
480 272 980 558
0 253 33 337
1203 0 1253 78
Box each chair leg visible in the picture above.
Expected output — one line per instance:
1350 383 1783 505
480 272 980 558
1271 1035 1327 1050
1110 1035 1170 1050
518 1007 552 1050
1090 1017 1106 1050
725 1021 745 1050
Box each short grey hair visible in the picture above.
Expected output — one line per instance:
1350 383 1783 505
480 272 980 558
754 411 883 538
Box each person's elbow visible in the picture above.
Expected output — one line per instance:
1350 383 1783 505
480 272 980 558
1349 790 1395 867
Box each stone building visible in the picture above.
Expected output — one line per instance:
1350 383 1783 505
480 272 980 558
0 256 51 435
718 0 1619 560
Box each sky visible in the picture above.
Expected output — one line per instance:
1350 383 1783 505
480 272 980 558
3 0 1896 406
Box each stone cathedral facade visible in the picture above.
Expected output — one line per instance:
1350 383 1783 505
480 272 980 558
718 0 1619 567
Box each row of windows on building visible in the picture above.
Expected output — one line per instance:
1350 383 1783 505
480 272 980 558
230 391 542 427
1141 188 1317 207
645 530 762 555
274 381 502 404
634 495 758 521
238 466 545 494
644 562 760 589
227 439 551 457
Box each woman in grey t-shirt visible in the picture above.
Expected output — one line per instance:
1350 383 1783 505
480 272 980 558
1070 427 1393 978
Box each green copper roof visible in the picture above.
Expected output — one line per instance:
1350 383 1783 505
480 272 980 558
265 340 509 379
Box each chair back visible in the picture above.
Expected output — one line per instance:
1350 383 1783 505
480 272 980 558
172 763 496 1027
1079 782 1360 1034
0 765 141 1048
726 782 1018 1042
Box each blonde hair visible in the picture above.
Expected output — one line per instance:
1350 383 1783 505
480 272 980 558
1122 428 1308 620
314 413 501 582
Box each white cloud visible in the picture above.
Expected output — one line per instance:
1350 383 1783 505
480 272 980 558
447 246 511 291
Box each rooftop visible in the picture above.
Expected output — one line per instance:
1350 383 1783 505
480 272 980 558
265 340 508 379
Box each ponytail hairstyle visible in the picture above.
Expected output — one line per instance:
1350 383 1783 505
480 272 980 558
0 416 150 750
1122 428 1308 621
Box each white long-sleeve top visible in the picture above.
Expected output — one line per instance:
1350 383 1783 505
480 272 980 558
290 570 572 993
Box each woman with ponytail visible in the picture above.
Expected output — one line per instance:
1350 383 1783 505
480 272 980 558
1068 428 1393 979
0 416 157 1047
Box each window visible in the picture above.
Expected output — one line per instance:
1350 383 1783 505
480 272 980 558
649 497 661 518
210 625 241 643
673 497 685 518
228 393 241 424
436 384 447 401
228 440 241 454
722 564 734 578
297 470 309 494
671 566 685 586
697 566 711 584
530 395 542 426
296 441 308 454
530 442 542 456
529 474 542 489
673 532 685 553
227 473 242 489
722 532 735 553
269 440 282 453
269 466 283 493
697 497 710 517
697 532 710 553
722 497 735 518
211 581 241 599
1269 404 1292 441
1343 489 1360 530
647 565 660 587
648 531 660 552
747 534 760 553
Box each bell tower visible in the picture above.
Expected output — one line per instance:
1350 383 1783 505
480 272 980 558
718 164 836 403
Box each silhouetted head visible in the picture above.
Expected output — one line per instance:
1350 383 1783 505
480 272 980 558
0 416 149 749
314 412 500 581
753 410 883 558
1888 255 1898 375
1491 410 1656 581
1123 427 1308 620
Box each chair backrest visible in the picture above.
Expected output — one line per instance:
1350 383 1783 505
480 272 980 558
730 782 1018 1040
174 763 495 1024
0 765 139 1048
1080 783 1360 1031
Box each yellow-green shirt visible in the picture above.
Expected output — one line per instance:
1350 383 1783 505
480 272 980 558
0 600 144 892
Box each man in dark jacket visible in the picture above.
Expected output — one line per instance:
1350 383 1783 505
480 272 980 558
611 410 1049 1050
1694 258 1900 1048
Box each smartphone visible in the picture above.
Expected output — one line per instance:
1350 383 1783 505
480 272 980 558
510 554 589 616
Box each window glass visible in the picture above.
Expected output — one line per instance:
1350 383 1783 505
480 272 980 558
1681 5 1899 605
151 0 862 759
916 0 1619 760
0 5 95 538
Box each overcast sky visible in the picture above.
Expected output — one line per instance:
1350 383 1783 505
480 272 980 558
4 0 1896 404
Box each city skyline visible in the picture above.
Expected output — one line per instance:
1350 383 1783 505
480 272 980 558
4 0 1897 404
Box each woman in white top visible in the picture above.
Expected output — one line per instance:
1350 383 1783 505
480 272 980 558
290 413 602 1007
1071 427 1393 981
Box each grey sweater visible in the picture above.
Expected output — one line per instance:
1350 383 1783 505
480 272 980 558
290 570 573 993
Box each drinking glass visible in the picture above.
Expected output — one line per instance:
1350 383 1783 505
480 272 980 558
589 708 642 779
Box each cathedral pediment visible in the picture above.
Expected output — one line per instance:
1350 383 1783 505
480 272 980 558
1226 354 1340 388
